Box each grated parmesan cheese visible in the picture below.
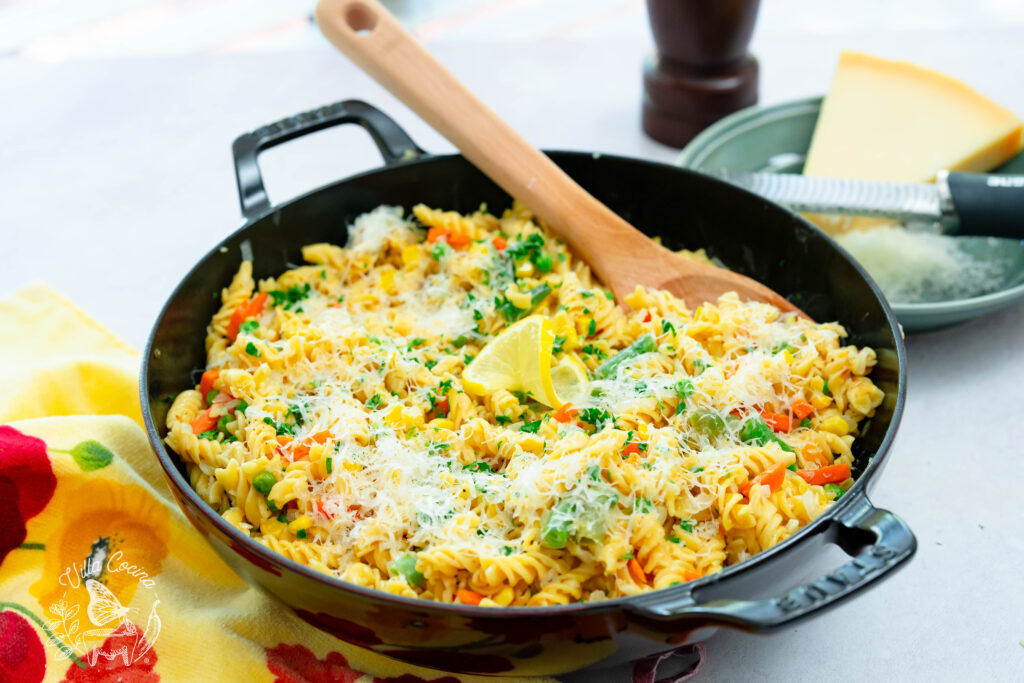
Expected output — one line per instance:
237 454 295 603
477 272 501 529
837 227 1005 303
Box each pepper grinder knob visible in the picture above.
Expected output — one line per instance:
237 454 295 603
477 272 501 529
642 0 761 148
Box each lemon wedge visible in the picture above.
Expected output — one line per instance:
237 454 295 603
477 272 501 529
463 315 569 408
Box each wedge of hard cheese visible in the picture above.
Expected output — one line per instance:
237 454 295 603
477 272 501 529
804 51 1024 232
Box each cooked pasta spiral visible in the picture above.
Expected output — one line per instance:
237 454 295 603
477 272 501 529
166 202 884 605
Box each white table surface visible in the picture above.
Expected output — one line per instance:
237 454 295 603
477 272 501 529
2 26 1023 683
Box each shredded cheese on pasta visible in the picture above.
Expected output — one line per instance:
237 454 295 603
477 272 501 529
165 201 885 605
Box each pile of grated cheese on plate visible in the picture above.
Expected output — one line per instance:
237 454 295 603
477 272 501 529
836 227 1004 303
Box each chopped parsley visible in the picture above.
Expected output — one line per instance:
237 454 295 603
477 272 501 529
366 393 382 409
579 407 612 430
520 420 542 433
772 341 792 354
661 319 676 335
679 519 695 533
244 342 260 357
463 461 494 473
268 283 311 310
239 320 259 334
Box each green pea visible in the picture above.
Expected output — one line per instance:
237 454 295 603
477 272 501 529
390 554 425 587
824 483 845 500
534 252 554 273
252 471 276 496
688 409 726 438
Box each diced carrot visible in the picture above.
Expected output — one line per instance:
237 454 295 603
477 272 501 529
310 430 333 445
759 462 787 491
739 462 787 497
426 398 449 422
315 500 333 519
291 442 311 461
801 442 829 467
275 435 293 446
761 411 792 433
457 589 484 606
682 570 701 582
796 463 851 486
226 303 248 342
347 505 364 521
190 408 217 435
553 403 578 423
622 442 641 459
446 232 471 248
199 369 220 399
627 558 648 585
227 292 270 342
791 398 814 420
492 236 507 250
426 227 448 243
248 292 268 317
642 311 652 323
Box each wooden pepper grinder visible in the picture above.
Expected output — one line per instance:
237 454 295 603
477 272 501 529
642 0 761 148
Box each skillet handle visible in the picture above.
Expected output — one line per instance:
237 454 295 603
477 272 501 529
628 496 916 632
232 99 425 220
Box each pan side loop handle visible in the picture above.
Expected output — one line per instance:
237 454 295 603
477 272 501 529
628 495 916 632
231 99 426 220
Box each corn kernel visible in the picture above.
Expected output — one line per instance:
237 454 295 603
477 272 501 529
811 393 833 410
783 350 794 365
819 416 849 436
343 460 362 473
289 515 313 532
384 404 405 427
623 288 646 310
429 418 455 430
380 266 395 294
493 586 515 606
401 245 421 266
515 261 535 278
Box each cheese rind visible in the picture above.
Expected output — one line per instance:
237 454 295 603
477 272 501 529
805 51 1023 183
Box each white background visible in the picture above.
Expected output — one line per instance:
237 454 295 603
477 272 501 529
1 1 1022 681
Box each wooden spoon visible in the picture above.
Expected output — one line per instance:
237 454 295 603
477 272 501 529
315 0 802 315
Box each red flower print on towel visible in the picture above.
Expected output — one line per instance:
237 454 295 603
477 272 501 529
0 610 46 683
0 426 57 566
266 643 364 683
62 622 159 683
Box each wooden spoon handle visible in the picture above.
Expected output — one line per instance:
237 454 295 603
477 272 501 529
315 0 652 273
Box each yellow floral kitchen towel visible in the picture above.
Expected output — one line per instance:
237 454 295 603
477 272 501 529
0 284 549 683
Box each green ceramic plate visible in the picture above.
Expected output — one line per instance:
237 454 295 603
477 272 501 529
677 97 1024 333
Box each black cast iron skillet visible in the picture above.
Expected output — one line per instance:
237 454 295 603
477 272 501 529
142 100 915 677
